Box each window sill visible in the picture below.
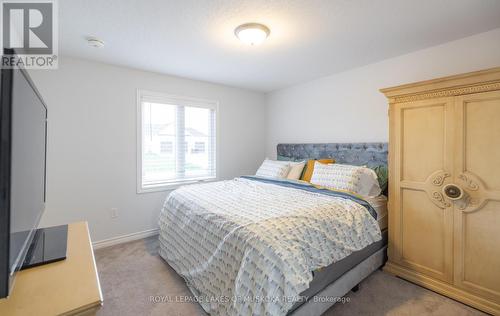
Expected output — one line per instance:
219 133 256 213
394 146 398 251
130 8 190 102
137 177 217 194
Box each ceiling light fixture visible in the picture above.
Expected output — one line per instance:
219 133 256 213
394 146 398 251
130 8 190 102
87 37 105 48
234 23 270 46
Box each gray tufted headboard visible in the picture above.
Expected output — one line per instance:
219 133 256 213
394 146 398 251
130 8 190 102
277 142 388 168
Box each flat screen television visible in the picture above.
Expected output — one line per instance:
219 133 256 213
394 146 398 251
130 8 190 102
0 53 67 299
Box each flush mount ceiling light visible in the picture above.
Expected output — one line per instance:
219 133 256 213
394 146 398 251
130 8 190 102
234 23 270 46
87 37 105 48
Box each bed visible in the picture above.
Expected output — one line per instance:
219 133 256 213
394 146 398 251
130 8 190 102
158 142 388 316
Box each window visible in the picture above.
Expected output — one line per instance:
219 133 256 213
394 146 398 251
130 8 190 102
192 142 205 154
160 141 173 153
137 90 217 192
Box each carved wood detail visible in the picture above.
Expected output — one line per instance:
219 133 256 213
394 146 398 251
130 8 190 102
458 174 479 191
432 191 451 208
432 172 450 186
455 172 488 213
392 82 500 103
424 170 452 209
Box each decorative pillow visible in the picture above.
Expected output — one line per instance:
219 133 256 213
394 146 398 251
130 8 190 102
256 159 290 178
310 162 382 197
301 159 335 182
286 161 306 180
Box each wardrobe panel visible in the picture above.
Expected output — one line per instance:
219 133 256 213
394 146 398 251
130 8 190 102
454 91 500 304
400 189 452 282
401 103 445 182
462 201 500 296
463 93 500 190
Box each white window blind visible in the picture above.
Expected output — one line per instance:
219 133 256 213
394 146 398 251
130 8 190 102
137 90 217 192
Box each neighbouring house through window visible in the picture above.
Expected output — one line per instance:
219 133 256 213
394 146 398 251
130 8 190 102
137 90 217 192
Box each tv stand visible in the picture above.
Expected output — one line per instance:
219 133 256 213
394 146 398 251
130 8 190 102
21 224 68 270
0 222 103 315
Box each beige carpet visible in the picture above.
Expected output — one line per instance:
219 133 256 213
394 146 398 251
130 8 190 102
94 237 486 316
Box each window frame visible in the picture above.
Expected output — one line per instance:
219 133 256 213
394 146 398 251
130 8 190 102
136 89 219 193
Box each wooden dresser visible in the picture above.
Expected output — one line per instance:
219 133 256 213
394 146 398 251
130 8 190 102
381 67 500 315
0 222 103 316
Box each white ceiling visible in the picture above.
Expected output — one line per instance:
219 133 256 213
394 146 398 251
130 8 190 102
59 0 500 92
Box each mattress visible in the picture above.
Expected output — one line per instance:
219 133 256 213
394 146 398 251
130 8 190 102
288 195 388 313
290 229 388 314
365 195 388 230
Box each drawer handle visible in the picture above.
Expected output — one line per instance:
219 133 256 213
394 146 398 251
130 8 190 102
443 184 464 200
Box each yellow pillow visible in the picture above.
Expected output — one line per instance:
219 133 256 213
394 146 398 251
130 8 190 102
301 158 335 182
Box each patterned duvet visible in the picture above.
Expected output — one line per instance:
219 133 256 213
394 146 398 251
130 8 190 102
158 177 382 316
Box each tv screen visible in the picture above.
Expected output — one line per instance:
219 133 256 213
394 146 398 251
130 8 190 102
0 65 47 298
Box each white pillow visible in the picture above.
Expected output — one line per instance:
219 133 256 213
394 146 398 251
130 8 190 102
286 161 306 180
256 159 290 178
310 162 381 197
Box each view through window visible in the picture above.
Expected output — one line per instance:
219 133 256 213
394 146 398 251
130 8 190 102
138 91 216 191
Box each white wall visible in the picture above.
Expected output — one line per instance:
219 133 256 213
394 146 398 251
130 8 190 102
29 57 266 242
266 28 500 157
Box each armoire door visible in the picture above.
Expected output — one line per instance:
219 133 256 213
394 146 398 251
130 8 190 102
390 96 455 283
453 90 500 304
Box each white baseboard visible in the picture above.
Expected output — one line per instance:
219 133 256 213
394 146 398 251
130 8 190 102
92 228 159 250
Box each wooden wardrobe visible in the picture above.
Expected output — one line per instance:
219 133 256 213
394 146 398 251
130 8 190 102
381 67 500 315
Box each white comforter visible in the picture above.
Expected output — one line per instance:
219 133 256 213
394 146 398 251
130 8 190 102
158 177 381 316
